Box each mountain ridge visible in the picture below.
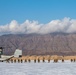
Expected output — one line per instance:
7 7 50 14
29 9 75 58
0 33 76 55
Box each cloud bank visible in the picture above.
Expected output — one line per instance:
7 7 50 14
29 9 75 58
0 17 76 35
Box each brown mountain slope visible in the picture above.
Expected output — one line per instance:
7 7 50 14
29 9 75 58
0 33 76 55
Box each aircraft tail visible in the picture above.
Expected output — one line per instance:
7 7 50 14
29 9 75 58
14 49 22 57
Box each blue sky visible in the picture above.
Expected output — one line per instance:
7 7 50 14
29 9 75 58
0 0 76 25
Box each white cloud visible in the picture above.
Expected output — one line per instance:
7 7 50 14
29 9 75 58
0 17 76 35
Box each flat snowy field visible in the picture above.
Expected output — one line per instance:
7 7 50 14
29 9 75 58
0 60 76 75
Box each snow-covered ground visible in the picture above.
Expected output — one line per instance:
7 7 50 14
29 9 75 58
0 60 76 75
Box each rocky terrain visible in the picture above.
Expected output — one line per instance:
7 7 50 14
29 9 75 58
0 33 76 55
